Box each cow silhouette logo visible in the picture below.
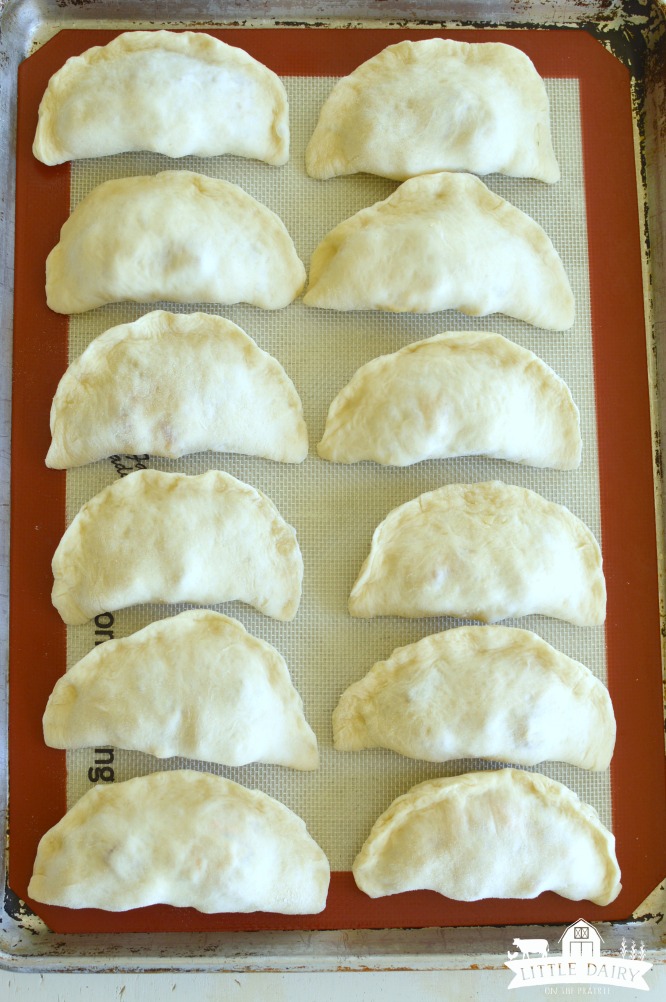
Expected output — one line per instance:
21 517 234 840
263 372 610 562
511 937 549 960
504 919 652 991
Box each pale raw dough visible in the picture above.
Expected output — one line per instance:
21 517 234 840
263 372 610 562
303 171 574 330
352 769 621 905
28 770 330 913
33 30 289 166
349 481 605 626
306 39 559 183
51 469 303 625
46 311 308 468
43 610 318 770
46 171 306 314
333 625 615 770
318 331 581 468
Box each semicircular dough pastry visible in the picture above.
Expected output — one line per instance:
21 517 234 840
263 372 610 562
28 770 330 913
303 171 574 330
33 30 289 166
46 311 308 468
349 481 605 626
43 610 318 770
333 625 615 770
318 332 581 469
51 469 303 625
46 171 306 314
352 769 621 905
306 38 559 183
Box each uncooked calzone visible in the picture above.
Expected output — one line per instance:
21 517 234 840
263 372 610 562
303 171 574 330
333 626 615 770
349 481 605 625
28 770 330 913
318 332 581 468
33 30 289 165
306 39 559 183
51 470 303 625
43 610 318 770
46 171 306 314
352 769 621 905
46 311 308 468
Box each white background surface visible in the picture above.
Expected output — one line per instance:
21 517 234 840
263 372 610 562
2 967 666 1000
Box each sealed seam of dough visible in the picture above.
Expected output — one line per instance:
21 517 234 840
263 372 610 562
352 769 621 905
349 481 606 625
51 469 303 625
333 625 615 770
46 171 306 314
303 171 574 329
28 770 330 913
46 311 309 468
33 30 289 165
43 610 319 770
318 331 581 469
306 38 559 183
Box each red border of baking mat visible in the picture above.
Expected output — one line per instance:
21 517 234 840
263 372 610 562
10 27 666 934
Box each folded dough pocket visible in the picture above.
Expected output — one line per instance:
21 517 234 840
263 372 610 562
33 30 289 166
28 770 330 913
43 610 319 770
303 171 574 329
306 38 559 183
51 469 303 624
349 480 606 626
352 769 621 906
46 311 308 468
318 331 581 469
333 625 615 771
46 171 306 314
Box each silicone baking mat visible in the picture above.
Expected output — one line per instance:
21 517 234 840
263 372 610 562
10 27 665 934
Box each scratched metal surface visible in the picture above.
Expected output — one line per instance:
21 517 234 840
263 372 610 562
0 0 664 974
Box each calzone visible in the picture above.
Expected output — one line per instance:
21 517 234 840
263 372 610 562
33 30 289 165
46 171 306 314
349 481 605 626
51 469 303 625
306 39 559 183
318 332 581 469
303 171 574 330
352 769 621 905
28 770 330 913
44 610 318 770
46 311 308 468
334 626 615 770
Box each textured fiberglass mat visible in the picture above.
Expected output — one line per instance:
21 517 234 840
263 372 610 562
10 28 664 933
64 74 605 853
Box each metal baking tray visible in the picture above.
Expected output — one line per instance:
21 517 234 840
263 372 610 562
1 0 664 973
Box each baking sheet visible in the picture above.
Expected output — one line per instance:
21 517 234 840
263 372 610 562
9 27 665 935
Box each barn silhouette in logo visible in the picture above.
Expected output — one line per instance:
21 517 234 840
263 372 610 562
559 918 604 960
